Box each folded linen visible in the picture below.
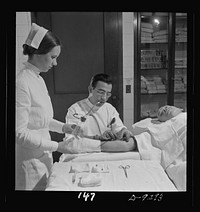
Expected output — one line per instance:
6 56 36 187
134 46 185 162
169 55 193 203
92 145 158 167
78 173 102 187
69 163 90 173
141 28 153 33
91 163 109 173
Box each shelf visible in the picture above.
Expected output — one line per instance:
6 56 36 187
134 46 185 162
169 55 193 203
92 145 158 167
141 43 168 48
141 42 168 44
141 92 167 95
175 42 187 44
141 91 186 95
174 66 187 69
141 68 168 71
174 91 187 94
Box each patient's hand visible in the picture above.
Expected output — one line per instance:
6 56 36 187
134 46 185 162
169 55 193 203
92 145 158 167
101 136 137 152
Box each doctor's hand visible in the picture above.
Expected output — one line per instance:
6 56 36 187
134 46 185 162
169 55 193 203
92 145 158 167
116 128 133 142
57 136 78 154
99 130 118 141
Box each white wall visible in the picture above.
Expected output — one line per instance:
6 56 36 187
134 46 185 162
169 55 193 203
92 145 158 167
16 12 31 74
122 12 134 131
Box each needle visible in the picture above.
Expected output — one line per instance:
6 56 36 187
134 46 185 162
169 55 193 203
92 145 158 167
72 101 101 137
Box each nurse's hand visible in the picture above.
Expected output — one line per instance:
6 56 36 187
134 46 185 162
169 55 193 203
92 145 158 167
57 136 78 154
62 124 77 134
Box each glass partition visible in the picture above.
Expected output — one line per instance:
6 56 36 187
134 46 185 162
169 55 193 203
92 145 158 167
140 12 169 119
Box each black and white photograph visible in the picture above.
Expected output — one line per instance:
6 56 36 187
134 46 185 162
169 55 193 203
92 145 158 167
5 11 196 206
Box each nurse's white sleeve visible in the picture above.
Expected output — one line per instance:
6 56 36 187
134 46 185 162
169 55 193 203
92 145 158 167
65 106 80 125
64 106 81 137
16 78 58 152
49 119 64 134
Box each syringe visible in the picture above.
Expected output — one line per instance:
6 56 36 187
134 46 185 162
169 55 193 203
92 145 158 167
71 101 101 137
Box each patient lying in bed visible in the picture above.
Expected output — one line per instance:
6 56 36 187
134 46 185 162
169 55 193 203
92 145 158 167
132 105 186 191
63 105 184 154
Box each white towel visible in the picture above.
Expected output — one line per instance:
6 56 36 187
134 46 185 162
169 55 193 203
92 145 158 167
78 173 102 187
46 160 177 191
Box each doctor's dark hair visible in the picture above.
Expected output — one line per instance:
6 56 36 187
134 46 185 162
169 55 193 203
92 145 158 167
90 73 112 88
23 31 61 57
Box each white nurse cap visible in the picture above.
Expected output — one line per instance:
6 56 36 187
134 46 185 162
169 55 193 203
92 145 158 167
25 23 48 49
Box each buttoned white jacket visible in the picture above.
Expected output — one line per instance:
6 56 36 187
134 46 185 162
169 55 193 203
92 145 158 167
16 62 64 190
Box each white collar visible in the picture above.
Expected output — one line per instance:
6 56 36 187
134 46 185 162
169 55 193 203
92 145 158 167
23 61 41 78
86 98 102 113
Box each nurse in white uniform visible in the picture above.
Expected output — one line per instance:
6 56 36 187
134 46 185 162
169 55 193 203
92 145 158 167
16 23 75 190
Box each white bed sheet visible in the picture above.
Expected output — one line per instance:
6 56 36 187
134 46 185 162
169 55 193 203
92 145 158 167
132 113 187 191
46 158 177 191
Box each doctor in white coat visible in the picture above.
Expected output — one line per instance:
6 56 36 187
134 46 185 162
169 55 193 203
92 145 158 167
16 23 76 190
65 73 134 143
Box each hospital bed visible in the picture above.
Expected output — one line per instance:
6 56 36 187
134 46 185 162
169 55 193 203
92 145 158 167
46 112 186 191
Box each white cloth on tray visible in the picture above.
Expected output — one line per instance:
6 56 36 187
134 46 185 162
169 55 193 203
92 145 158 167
46 159 177 191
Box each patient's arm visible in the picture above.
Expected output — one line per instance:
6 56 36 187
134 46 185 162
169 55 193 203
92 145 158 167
63 135 137 154
100 136 137 152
